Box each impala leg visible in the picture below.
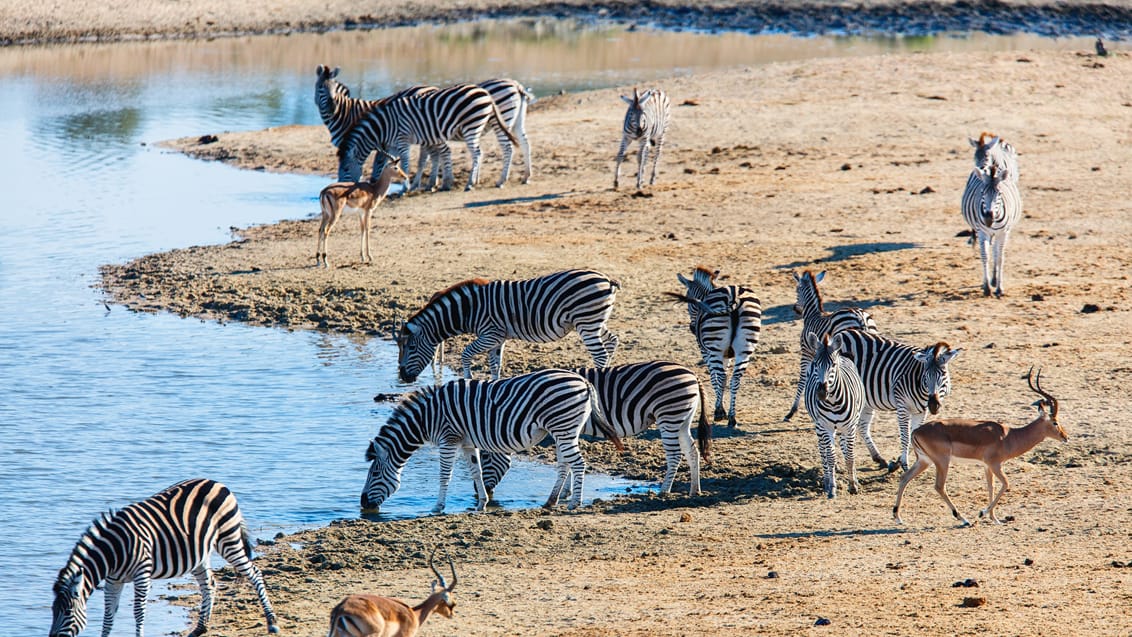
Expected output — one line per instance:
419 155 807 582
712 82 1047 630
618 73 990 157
931 457 969 526
360 206 372 264
892 455 931 524
980 463 1011 523
316 206 339 268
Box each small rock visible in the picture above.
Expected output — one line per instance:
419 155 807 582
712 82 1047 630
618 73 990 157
680 99 699 106
1081 304 1101 313
684 167 697 174
1023 558 1034 566
766 571 779 579
679 512 693 523
535 519 554 531
815 617 832 626
1031 294 1044 302
918 186 935 195
198 134 219 144
952 578 979 588
840 163 852 171
960 597 986 608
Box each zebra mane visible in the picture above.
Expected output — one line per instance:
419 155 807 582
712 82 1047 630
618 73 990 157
931 342 952 359
692 265 717 283
977 131 997 147
56 510 119 586
410 278 492 322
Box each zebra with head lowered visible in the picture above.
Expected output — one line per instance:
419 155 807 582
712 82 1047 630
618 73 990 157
396 269 620 383
476 361 712 499
836 329 962 471
614 87 671 190
804 332 866 499
961 134 1023 297
338 83 518 192
50 478 278 637
361 369 624 513
665 267 762 428
784 270 878 422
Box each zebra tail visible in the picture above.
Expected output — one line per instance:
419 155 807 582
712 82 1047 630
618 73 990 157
696 379 712 465
240 524 256 560
663 292 728 318
491 101 521 147
586 381 624 452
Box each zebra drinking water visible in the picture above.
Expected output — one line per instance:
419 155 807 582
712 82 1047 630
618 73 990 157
804 332 866 499
360 369 623 513
665 267 762 428
614 87 671 190
395 269 620 383
50 478 278 637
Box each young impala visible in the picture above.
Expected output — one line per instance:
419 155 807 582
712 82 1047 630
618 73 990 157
327 548 458 637
893 368 1068 526
316 149 407 268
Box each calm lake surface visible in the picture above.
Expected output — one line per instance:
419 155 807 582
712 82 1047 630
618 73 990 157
0 19 1091 636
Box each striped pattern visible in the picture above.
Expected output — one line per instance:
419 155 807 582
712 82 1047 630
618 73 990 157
969 132 1019 184
803 332 866 499
961 158 1023 297
50 478 278 637
614 87 671 189
396 269 620 383
784 270 878 422
361 369 622 512
669 267 762 428
479 361 711 497
837 330 962 471
338 83 517 192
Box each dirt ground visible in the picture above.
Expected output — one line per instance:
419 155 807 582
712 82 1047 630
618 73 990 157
91 40 1132 635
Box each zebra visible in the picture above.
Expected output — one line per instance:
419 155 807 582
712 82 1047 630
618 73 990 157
314 64 439 180
50 478 278 637
360 369 623 513
969 132 1019 184
476 361 712 498
836 329 962 471
803 331 866 499
614 87 671 190
665 266 762 428
961 159 1023 297
395 269 620 383
783 270 878 422
338 83 519 192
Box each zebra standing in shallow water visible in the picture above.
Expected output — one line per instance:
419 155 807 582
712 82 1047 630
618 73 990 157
50 478 278 637
614 87 671 190
338 83 518 192
396 269 620 383
361 369 623 513
666 267 762 428
803 332 866 499
477 361 712 498
961 139 1023 297
836 329 962 471
784 270 878 422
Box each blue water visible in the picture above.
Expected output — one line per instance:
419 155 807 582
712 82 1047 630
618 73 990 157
0 20 1093 637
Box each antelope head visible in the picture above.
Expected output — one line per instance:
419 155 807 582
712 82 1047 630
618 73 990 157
427 548 458 618
1027 367 1068 442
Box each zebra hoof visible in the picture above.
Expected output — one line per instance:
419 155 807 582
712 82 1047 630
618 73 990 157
713 407 727 421
727 415 737 428
268 625 281 634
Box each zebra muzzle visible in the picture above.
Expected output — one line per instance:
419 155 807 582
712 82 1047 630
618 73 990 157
928 394 941 415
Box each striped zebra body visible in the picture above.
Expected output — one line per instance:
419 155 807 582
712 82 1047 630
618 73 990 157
837 329 962 471
339 83 518 192
614 87 671 190
479 361 711 497
803 332 866 499
50 478 278 637
361 369 622 512
961 162 1023 297
669 267 762 428
396 269 620 383
784 270 878 422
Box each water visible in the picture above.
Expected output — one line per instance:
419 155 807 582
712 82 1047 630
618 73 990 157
0 18 1092 636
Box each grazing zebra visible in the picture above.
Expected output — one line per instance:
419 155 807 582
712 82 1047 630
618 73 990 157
961 161 1023 297
477 361 712 498
50 478 278 637
360 369 623 513
836 329 962 471
614 87 671 190
784 270 878 422
395 269 621 383
338 83 519 192
665 267 762 428
314 64 439 180
803 332 866 499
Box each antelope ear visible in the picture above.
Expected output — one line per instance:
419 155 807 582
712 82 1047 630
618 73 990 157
814 270 826 284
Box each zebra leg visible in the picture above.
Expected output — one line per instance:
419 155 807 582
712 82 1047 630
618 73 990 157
434 443 459 514
99 580 123 637
613 136 631 189
398 142 414 194
466 447 490 512
578 325 614 369
636 140 650 190
664 417 701 496
189 566 214 637
726 350 754 428
895 404 921 471
599 327 619 367
494 125 513 188
440 147 455 191
487 341 506 381
565 443 587 510
649 138 664 185
545 455 569 509
706 354 728 422
460 331 505 379
838 421 859 495
131 567 151 637
221 542 279 634
977 232 993 296
784 356 809 422
992 232 1010 298
464 137 482 191
816 424 837 499
857 405 887 468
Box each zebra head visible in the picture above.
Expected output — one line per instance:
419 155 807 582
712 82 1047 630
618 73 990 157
360 437 404 512
50 568 89 637
396 320 439 383
314 65 344 126
969 132 1000 171
914 343 962 415
792 270 826 316
979 165 1008 222
805 331 844 401
620 88 655 136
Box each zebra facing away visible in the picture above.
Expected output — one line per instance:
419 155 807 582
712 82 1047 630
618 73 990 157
50 478 278 637
395 269 620 383
961 157 1023 297
836 329 962 471
614 87 671 190
665 266 762 428
476 361 712 498
803 331 866 499
338 83 519 192
783 270 878 422
360 369 624 513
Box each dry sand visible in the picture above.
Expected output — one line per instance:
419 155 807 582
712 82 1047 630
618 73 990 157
9 0 1132 634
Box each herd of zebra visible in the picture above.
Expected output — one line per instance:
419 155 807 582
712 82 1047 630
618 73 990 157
49 68 1036 637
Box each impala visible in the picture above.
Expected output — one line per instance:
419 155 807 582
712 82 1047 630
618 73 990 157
327 548 457 637
893 368 1068 525
316 149 407 268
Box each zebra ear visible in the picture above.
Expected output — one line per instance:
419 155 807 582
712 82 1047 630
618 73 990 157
676 272 691 287
792 270 802 283
804 331 821 351
620 94 635 105
814 270 826 284
828 332 845 352
330 66 340 78
638 90 654 106
939 347 962 365
969 137 981 148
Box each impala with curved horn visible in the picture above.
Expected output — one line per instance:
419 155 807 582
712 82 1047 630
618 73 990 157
327 548 458 637
893 367 1068 526
316 148 407 268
